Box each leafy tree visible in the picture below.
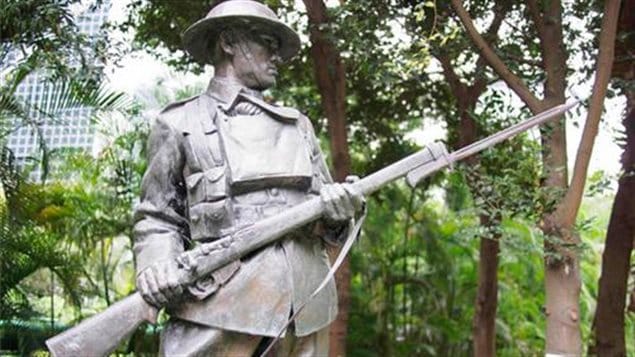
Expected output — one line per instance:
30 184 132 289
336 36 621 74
593 2 635 351
0 0 107 83
0 146 85 335
0 3 134 352
445 0 621 353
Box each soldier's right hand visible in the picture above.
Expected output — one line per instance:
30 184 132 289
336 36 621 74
136 259 183 307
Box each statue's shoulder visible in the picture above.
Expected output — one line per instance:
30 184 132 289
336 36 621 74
157 95 209 132
296 112 316 133
159 95 199 116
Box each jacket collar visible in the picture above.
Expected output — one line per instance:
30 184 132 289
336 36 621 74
205 76 300 122
206 77 264 112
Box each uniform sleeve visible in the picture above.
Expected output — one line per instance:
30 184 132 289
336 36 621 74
133 116 189 275
300 115 353 246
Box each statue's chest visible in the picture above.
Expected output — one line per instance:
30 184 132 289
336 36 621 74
217 111 313 193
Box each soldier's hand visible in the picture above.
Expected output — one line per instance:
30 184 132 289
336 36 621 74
320 176 365 222
136 259 183 308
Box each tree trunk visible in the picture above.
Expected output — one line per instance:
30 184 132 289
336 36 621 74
452 0 621 353
302 1 351 356
543 0 621 352
437 47 500 356
303 0 350 183
473 222 500 357
457 105 500 357
535 1 579 350
542 238 582 355
594 93 635 356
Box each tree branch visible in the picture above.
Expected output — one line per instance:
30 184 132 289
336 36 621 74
451 0 543 113
526 0 547 46
485 0 509 41
472 0 510 95
556 0 622 227
435 52 466 99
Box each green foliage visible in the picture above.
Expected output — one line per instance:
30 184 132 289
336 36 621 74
0 3 139 350
585 170 613 198
0 0 626 354
347 182 623 355
0 0 109 83
0 113 149 352
350 185 478 356
0 148 84 321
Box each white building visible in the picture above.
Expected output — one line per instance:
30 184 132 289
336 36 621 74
1 1 110 180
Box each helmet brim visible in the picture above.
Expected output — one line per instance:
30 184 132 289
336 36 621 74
182 15 301 65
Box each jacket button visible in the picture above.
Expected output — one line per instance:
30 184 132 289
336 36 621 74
270 188 279 196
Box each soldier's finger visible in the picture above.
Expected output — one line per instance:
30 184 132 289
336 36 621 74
137 274 154 305
166 263 183 297
328 185 347 220
146 269 168 306
344 184 365 211
141 273 162 307
321 186 338 220
157 265 171 294
333 184 353 219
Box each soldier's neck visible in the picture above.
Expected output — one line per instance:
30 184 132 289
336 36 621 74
207 76 264 107
213 63 253 87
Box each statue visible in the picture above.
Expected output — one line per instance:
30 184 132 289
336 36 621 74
44 1 578 355
133 0 364 355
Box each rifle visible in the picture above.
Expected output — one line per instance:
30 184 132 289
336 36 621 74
45 101 577 356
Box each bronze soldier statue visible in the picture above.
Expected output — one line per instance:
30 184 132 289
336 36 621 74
44 2 579 356
133 1 364 355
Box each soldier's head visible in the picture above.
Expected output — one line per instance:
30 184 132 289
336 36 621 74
182 0 300 90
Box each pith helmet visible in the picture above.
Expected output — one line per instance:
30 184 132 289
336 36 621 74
183 0 301 64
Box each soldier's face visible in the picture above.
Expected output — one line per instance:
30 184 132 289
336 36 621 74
232 33 281 90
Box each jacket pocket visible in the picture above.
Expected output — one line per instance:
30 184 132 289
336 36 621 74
185 166 227 205
189 200 233 240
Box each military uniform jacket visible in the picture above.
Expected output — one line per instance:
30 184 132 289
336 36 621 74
133 79 346 337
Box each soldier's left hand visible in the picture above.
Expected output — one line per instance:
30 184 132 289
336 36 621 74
320 176 365 222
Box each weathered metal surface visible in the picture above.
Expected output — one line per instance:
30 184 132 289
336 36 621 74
45 293 157 357
182 0 301 64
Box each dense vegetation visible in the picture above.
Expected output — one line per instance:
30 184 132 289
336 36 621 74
1 0 633 355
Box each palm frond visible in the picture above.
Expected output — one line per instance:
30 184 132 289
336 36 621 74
0 93 27 138
43 78 132 120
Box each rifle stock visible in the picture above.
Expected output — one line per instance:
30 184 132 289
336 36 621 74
45 293 157 357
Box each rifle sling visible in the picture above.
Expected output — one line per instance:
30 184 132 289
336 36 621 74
260 205 368 356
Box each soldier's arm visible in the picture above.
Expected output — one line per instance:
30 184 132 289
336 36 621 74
133 116 188 306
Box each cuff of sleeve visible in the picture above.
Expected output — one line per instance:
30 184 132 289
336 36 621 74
134 234 184 276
